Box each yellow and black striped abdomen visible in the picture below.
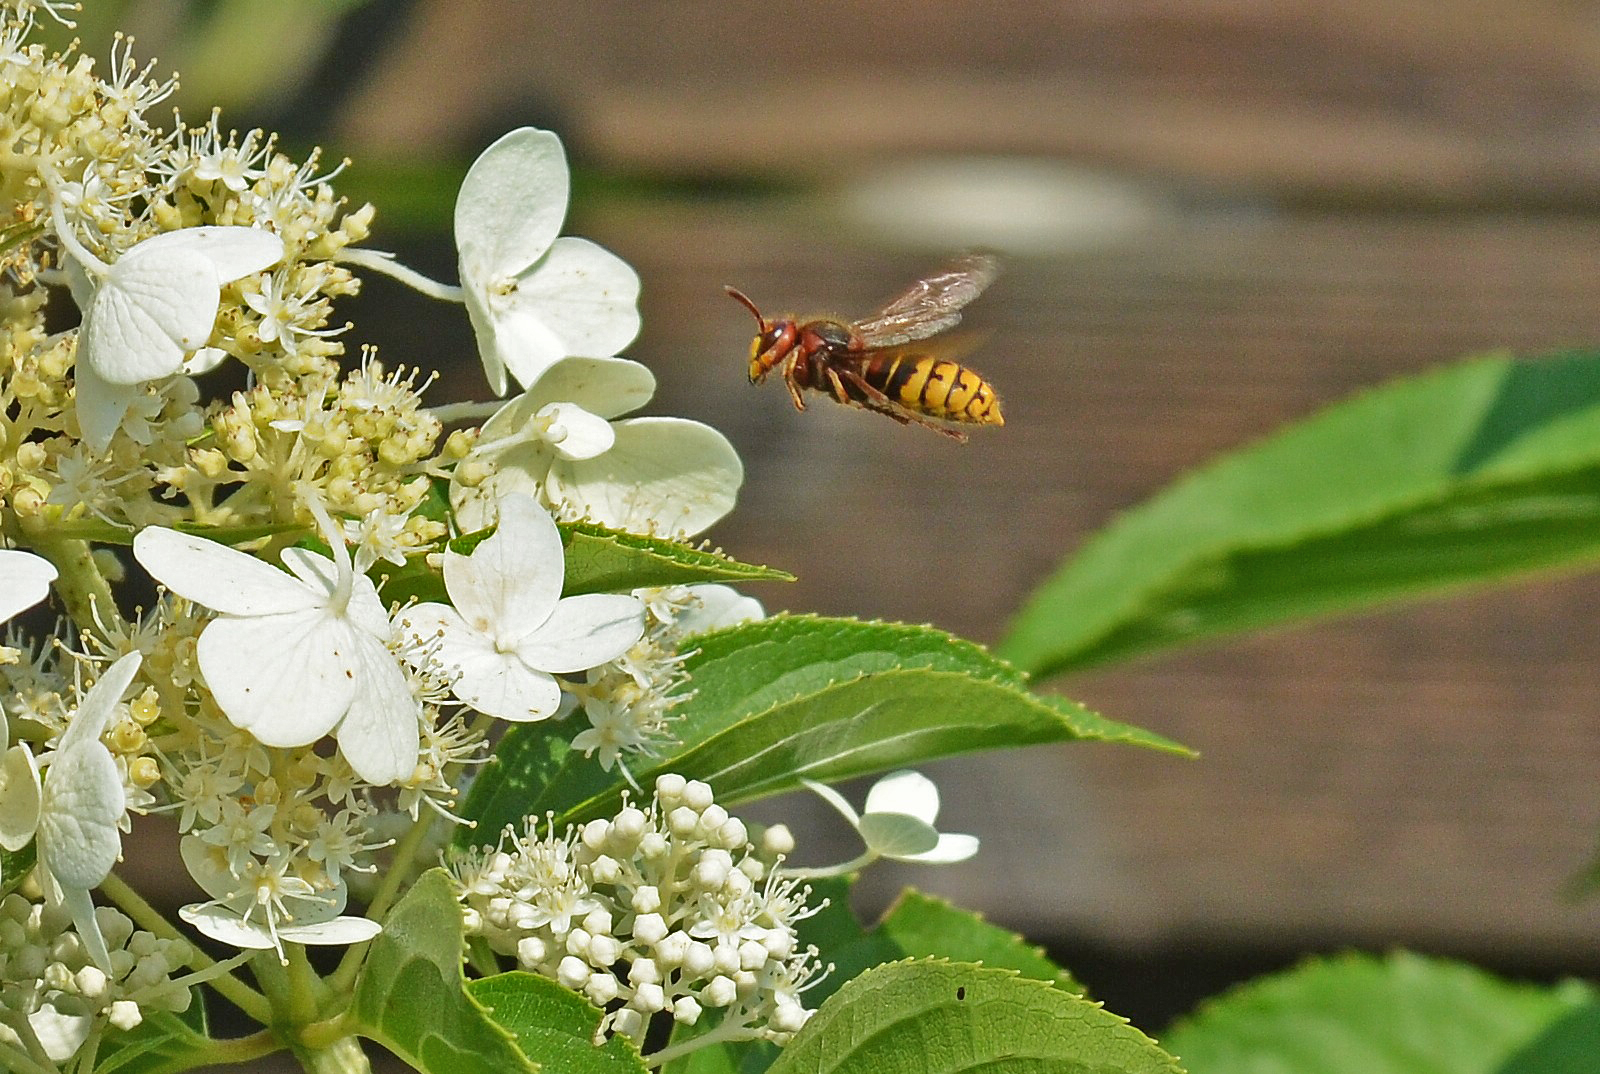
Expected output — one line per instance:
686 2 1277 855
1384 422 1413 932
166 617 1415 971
865 352 1004 426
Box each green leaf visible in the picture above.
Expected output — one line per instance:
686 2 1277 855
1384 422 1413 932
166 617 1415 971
1000 349 1600 677
467 971 647 1074
458 616 1186 845
1166 951 1598 1074
351 869 537 1074
768 959 1180 1074
0 842 34 898
380 520 791 606
1497 999 1600 1074
94 1009 212 1074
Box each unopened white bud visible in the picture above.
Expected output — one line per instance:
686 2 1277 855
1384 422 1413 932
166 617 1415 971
631 981 666 1012
738 939 767 970
693 855 730 889
633 912 668 945
699 804 729 832
672 995 703 1024
683 780 714 811
718 818 748 848
582 909 614 936
713 943 740 975
668 806 699 837
461 907 483 933
631 886 661 913
566 928 592 957
704 974 738 1007
628 957 661 985
76 965 110 999
589 855 621 884
654 773 687 802
611 1008 645 1038
654 930 689 967
771 998 809 1033
684 940 715 976
557 956 589 988
585 972 620 1005
762 929 796 960
516 936 548 966
762 825 796 857
581 819 611 850
639 832 669 859
612 807 647 842
108 1000 143 1031
588 934 621 966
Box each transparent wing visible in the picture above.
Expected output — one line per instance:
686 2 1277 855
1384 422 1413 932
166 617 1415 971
853 253 1000 347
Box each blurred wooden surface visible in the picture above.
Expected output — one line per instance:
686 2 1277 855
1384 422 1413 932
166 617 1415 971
116 0 1600 1010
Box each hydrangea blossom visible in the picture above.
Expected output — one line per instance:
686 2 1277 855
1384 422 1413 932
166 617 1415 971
452 356 743 537
398 494 644 722
456 127 641 394
795 770 979 877
0 549 56 623
132 517 420 784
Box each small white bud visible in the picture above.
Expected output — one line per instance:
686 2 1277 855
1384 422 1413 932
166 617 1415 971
611 1008 645 1038
654 773 687 802
108 1000 143 1031
585 972 620 1005
762 824 796 857
738 856 765 882
631 886 662 913
699 804 729 832
672 995 703 1025
713 942 740 975
461 907 483 933
588 934 621 966
639 832 669 859
516 936 548 967
738 939 767 971
628 957 661 985
668 806 699 837
76 965 110 999
557 956 589 988
693 855 730 890
684 940 716 976
771 998 809 1033
613 807 647 842
718 818 749 848
581 819 611 850
582 908 614 936
631 982 666 1012
762 929 795 960
633 912 668 945
589 855 621 884
683 780 715 811
654 931 690 967
704 974 738 1007
566 928 592 957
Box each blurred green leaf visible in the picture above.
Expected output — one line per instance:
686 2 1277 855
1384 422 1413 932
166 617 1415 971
1166 951 1598 1074
1002 349 1600 677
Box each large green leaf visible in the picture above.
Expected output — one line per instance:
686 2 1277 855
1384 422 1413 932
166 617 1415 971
767 959 1180 1074
379 520 791 605
94 1009 212 1074
458 616 1186 845
1000 350 1600 677
1165 951 1597 1074
468 972 646 1074
351 869 537 1074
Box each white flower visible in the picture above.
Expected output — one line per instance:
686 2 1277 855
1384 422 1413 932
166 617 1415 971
29 653 143 969
0 549 56 623
453 357 743 538
457 127 641 395
64 226 283 451
399 495 644 722
132 519 420 785
797 770 979 877
659 584 764 639
177 836 380 961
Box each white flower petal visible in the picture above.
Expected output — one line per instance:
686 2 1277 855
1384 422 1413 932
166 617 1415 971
800 778 861 828
196 609 358 747
672 584 764 638
522 356 657 420
477 302 569 394
29 1001 92 1061
456 127 568 282
0 549 56 623
539 401 616 461
857 812 941 859
59 652 142 753
278 914 383 945
863 770 941 825
178 903 279 950
71 353 140 454
513 593 644 674
37 738 124 888
509 237 641 358
333 635 419 785
82 244 219 383
140 226 282 284
59 882 113 969
464 285 511 396
183 345 229 375
446 636 563 722
443 495 564 637
0 744 41 851
895 832 981 865
135 528 320 616
558 416 743 537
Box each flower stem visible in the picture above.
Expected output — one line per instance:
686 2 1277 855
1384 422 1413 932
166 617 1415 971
98 871 273 1022
292 1032 373 1074
643 1014 757 1068
20 525 123 641
781 850 878 880
327 809 437 994
337 247 465 303
186 1028 282 1068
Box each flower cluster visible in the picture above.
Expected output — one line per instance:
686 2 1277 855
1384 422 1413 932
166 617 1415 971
451 775 820 1051
0 895 194 1062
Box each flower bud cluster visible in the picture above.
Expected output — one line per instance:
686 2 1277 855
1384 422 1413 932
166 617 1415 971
0 893 193 1057
451 775 822 1049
